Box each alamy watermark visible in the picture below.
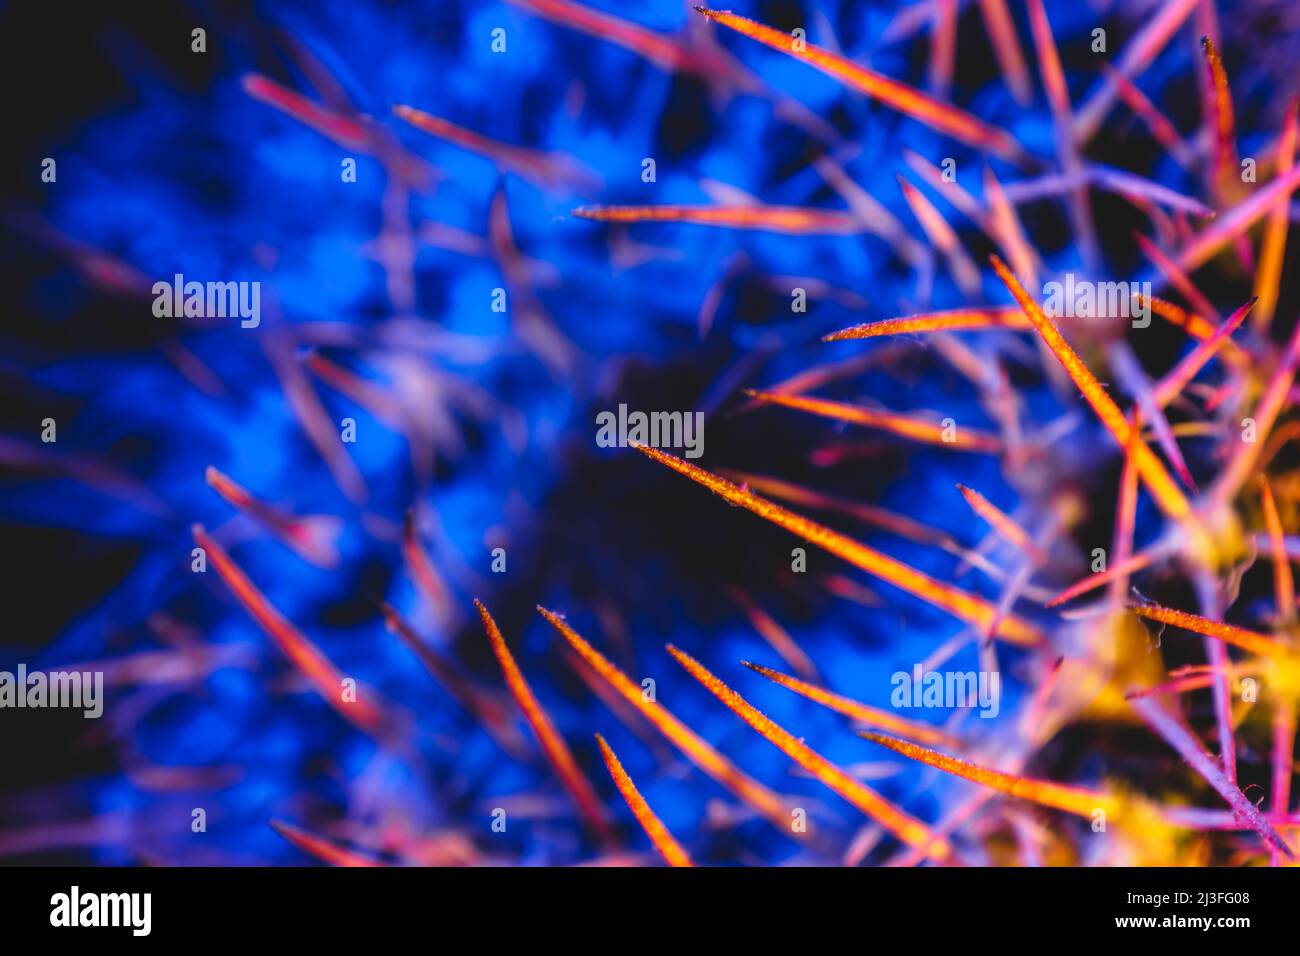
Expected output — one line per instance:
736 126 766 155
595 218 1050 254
152 273 261 328
1043 273 1151 328
891 664 1000 718
50 886 151 936
596 403 704 458
0 664 103 718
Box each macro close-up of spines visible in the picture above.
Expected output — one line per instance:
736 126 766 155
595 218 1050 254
2 0 1300 900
